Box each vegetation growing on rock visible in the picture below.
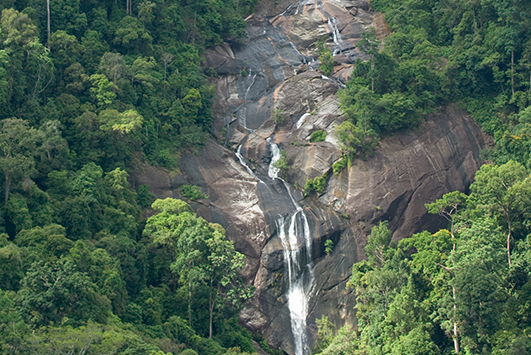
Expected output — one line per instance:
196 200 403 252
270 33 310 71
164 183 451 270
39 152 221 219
179 184 208 201
2 0 531 352
310 130 327 143
317 41 334 77
304 174 327 196
332 157 348 175
272 149 290 179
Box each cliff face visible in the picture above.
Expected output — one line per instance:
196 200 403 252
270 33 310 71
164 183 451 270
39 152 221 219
134 1 492 353
135 107 490 352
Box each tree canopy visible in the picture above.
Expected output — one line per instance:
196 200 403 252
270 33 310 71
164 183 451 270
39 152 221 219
319 0 531 353
0 0 259 353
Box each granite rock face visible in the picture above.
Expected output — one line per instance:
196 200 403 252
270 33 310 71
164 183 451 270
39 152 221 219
135 108 490 354
319 106 491 259
135 1 492 353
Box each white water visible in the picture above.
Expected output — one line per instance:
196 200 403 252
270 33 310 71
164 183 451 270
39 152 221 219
268 137 313 355
237 107 256 132
268 138 281 178
244 69 257 99
236 145 264 183
278 1 296 17
290 42 307 64
312 0 344 54
296 113 311 129
327 17 342 46
283 0 344 57
294 0 313 15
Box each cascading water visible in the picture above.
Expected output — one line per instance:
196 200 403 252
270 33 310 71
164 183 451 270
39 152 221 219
296 113 311 129
294 0 313 15
292 0 345 56
236 145 264 183
227 1 359 351
290 42 308 64
268 137 314 355
244 69 257 99
327 17 342 46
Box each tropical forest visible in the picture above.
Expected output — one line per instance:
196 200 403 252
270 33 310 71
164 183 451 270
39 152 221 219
0 0 530 354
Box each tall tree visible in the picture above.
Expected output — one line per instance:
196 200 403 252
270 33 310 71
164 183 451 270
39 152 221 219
0 119 43 203
469 161 530 267
144 198 251 337
204 224 249 338
47 0 50 49
357 29 380 92
426 191 467 240
17 258 110 326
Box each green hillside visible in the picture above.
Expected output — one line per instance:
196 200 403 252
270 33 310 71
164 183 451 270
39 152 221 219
316 0 531 353
0 0 260 353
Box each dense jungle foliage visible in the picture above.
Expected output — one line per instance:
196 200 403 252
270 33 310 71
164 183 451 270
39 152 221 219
0 0 262 353
334 0 531 162
318 0 531 354
3 0 531 352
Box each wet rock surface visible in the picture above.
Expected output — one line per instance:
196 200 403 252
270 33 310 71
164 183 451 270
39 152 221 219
136 105 489 353
136 1 491 354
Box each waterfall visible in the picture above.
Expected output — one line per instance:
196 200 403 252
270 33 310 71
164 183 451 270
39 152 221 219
236 145 264 184
290 42 307 64
281 0 345 57
268 139 281 178
296 113 311 129
244 69 257 99
268 137 314 355
327 17 342 46
294 0 313 15
237 107 256 133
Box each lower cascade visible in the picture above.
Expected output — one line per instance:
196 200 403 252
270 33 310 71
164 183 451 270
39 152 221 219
268 138 314 355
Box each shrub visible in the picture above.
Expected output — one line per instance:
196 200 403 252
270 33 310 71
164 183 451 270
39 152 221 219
312 174 327 193
272 149 289 179
272 109 284 125
317 41 334 76
310 130 327 142
332 157 348 175
260 339 284 355
179 185 208 201
325 239 334 255
153 148 178 169
333 121 379 160
303 180 312 196
206 67 217 77
304 174 327 196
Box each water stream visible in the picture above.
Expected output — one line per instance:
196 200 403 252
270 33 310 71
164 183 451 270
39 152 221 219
293 0 345 55
290 42 308 64
296 113 311 129
236 145 263 183
244 69 258 99
267 137 314 355
229 1 352 352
